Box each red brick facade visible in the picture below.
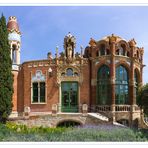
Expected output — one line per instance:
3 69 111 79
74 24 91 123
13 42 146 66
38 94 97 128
7 17 144 125
11 34 144 115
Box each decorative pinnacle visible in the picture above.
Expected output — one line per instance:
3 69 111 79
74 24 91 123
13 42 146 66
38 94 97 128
80 45 83 56
129 38 136 47
89 38 96 47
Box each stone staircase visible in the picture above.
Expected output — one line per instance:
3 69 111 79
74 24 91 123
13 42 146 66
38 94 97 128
88 113 109 121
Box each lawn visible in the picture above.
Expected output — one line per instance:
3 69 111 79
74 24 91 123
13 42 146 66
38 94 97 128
0 122 148 142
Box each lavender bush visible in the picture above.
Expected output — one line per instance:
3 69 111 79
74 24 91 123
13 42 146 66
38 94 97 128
0 123 147 142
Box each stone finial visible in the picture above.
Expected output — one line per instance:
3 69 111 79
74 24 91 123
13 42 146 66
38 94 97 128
109 34 117 43
129 38 137 47
56 46 59 57
89 38 96 47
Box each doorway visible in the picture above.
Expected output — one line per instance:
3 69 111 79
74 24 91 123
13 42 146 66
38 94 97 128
61 82 78 112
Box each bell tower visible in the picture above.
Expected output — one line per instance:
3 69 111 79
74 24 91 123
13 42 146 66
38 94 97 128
7 16 21 117
7 16 21 70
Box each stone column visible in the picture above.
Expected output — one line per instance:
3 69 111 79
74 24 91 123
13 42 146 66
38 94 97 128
15 47 19 65
129 39 137 127
109 34 117 122
140 48 144 86
129 39 136 106
18 49 20 65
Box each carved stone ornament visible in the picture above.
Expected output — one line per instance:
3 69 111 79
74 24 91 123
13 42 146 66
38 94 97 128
32 70 45 82
109 34 117 43
56 65 83 86
129 38 137 47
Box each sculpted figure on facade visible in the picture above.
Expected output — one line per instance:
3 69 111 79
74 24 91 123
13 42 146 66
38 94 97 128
64 32 76 59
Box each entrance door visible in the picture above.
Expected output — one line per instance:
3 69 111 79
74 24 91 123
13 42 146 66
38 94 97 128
61 82 78 112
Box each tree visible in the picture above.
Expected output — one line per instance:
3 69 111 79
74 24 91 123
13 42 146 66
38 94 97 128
137 83 148 115
0 14 13 123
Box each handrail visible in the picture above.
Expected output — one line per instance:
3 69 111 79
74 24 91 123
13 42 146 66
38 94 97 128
56 104 140 113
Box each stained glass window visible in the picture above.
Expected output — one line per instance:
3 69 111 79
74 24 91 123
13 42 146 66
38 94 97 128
66 68 73 76
115 65 129 104
97 65 110 105
134 69 139 103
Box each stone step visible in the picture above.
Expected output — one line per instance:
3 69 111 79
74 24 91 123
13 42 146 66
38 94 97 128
88 113 109 121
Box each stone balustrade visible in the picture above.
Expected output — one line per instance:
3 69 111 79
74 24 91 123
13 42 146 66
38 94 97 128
115 105 131 112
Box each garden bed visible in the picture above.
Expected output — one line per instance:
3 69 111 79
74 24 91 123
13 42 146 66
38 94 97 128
0 122 147 142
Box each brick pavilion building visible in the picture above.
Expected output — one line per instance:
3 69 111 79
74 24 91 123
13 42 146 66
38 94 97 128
7 16 147 127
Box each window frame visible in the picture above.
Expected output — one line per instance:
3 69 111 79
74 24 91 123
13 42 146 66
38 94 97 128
31 81 46 104
97 65 110 105
115 65 129 104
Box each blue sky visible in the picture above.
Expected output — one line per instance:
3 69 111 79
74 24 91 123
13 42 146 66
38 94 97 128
0 6 148 83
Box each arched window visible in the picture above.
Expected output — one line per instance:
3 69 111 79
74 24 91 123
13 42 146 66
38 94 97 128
12 45 17 64
115 65 129 104
100 44 106 56
32 70 46 103
97 65 110 105
134 69 139 102
116 44 126 56
66 68 73 76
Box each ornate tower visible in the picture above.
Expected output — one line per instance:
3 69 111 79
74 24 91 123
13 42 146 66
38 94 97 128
7 16 21 69
7 16 21 117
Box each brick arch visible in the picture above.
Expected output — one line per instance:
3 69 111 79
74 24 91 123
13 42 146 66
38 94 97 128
115 62 130 73
94 62 110 78
97 40 109 48
134 68 141 86
59 65 80 74
97 40 110 56
55 118 84 127
117 40 129 51
116 118 130 126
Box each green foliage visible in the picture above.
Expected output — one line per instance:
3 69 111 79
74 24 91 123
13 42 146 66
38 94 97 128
0 14 13 123
0 122 147 142
137 83 148 115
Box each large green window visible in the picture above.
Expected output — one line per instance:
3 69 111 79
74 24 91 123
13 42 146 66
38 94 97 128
97 65 110 105
32 82 45 103
134 69 139 103
115 65 129 104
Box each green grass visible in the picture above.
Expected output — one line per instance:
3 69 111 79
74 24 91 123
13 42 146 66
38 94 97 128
0 122 147 142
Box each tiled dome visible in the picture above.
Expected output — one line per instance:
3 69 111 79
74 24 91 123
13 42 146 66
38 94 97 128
7 16 19 32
